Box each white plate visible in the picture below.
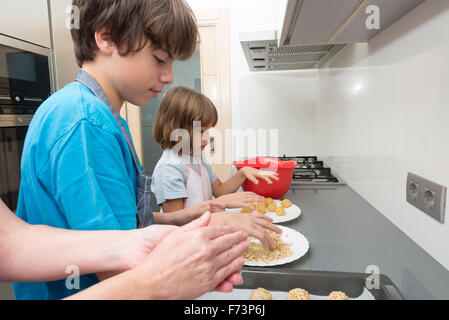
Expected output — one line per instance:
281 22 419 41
244 225 309 267
226 200 301 223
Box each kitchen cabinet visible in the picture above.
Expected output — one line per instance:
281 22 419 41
0 0 51 48
280 0 426 46
48 0 80 90
242 0 427 71
281 0 361 45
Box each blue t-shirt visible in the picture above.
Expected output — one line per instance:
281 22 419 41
13 81 139 300
151 149 218 206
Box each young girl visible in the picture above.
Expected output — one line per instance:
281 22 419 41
151 86 281 249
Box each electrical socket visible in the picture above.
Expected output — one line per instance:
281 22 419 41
406 173 447 224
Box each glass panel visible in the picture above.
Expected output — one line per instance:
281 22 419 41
0 126 27 211
0 44 50 91
140 46 201 210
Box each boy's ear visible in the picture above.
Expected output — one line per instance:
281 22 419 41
94 27 115 56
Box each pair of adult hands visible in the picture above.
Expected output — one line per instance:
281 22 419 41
113 211 248 299
115 199 281 299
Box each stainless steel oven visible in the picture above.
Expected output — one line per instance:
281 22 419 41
0 34 52 211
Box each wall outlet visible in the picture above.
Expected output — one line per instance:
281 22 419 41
406 173 447 224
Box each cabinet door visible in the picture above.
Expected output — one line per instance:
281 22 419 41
0 0 51 48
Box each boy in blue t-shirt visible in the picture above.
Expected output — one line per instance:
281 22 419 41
13 0 199 300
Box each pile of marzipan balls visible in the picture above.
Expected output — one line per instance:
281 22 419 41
241 198 292 216
249 288 349 300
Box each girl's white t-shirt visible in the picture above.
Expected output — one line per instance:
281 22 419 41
151 149 217 206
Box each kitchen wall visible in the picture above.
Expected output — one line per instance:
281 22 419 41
189 0 449 271
187 0 318 159
316 0 449 270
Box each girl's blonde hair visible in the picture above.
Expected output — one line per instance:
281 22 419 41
153 86 218 150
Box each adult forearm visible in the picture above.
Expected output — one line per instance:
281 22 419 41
0 223 127 282
66 265 158 300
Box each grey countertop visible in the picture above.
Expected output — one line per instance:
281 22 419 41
267 185 449 299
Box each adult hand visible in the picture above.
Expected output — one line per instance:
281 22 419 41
216 192 265 209
138 212 249 299
108 224 179 271
210 211 282 251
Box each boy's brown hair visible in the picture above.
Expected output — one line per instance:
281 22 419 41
153 86 218 150
71 0 198 67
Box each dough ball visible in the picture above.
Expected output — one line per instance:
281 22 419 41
267 203 277 212
249 202 256 208
264 197 274 205
287 288 311 300
275 207 285 216
328 291 349 300
281 199 292 208
257 205 267 214
250 288 272 300
241 207 252 213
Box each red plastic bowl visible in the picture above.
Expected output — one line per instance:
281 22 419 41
233 157 297 199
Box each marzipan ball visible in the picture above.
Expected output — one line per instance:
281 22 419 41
281 199 292 208
250 288 272 300
328 291 349 300
287 288 311 300
257 202 267 214
268 203 277 212
275 207 285 216
241 207 252 213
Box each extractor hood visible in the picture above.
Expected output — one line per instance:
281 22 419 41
240 30 346 71
241 0 426 72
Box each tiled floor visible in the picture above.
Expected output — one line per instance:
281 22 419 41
0 282 14 300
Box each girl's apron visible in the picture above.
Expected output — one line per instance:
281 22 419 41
179 155 213 208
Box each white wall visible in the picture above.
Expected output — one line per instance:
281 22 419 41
316 0 449 270
187 0 318 158
188 0 449 270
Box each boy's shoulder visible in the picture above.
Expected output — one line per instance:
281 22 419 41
29 81 119 142
39 81 113 125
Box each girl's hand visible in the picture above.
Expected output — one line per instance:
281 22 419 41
239 167 279 185
210 211 282 251
216 192 264 209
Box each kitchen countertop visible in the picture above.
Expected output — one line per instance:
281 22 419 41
263 185 449 300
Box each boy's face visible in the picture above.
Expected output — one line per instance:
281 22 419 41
107 39 175 107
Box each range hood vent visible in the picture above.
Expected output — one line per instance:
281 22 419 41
240 31 346 72
240 0 426 72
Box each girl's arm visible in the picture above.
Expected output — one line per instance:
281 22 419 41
154 200 226 226
212 167 279 197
